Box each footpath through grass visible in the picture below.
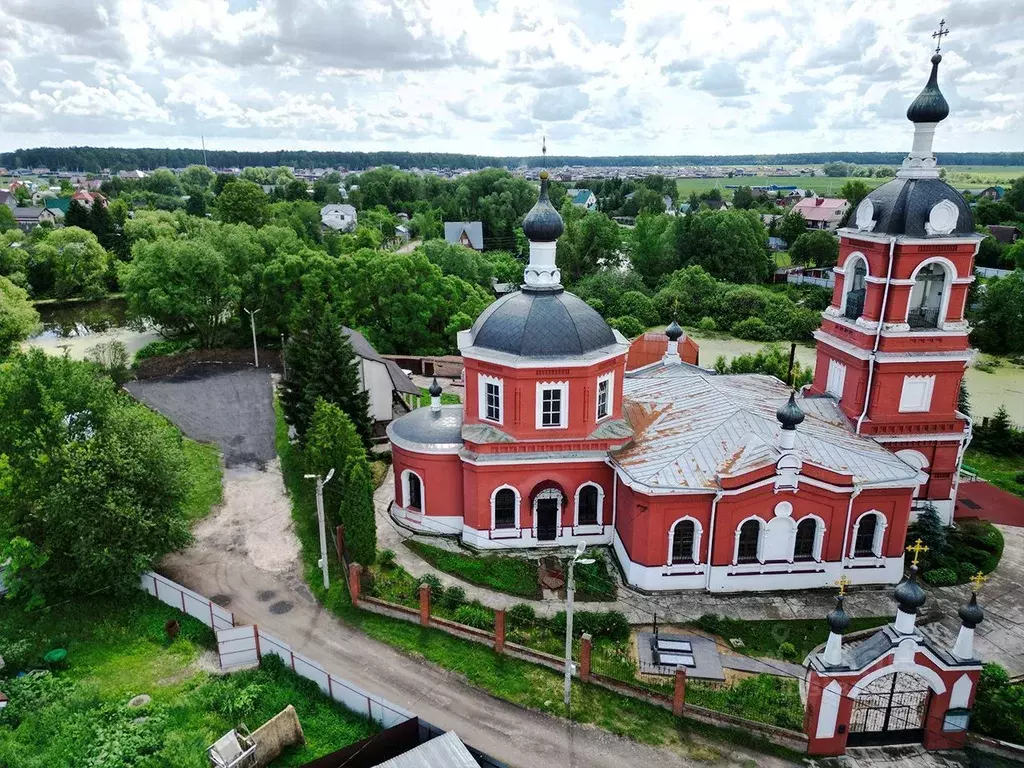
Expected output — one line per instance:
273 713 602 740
965 448 1024 499
181 438 224 522
274 398 804 762
0 593 376 768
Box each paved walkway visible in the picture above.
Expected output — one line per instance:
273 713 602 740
378 469 1024 677
956 480 1024 527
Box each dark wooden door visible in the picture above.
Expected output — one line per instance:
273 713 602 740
536 499 558 541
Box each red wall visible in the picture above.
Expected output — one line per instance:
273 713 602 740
392 445 464 521
614 484 713 566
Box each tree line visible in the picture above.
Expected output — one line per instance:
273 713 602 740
5 147 1024 172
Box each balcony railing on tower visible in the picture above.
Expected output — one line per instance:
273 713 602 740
907 307 940 329
844 289 865 321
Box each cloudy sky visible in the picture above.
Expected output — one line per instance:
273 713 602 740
0 0 1020 157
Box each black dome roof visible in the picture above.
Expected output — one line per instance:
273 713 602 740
907 54 950 124
665 319 684 341
895 566 927 615
959 592 984 629
470 289 617 357
827 596 852 635
859 177 974 237
522 173 564 242
776 392 805 431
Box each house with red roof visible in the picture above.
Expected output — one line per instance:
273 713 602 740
793 197 851 231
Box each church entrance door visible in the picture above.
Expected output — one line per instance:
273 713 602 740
536 498 558 541
847 672 930 747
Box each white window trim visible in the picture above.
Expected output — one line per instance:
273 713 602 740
595 371 614 422
478 373 503 425
401 469 425 514
898 375 936 413
849 510 887 558
905 256 957 326
532 488 563 539
733 516 765 565
839 252 869 316
490 484 520 536
536 381 569 429
667 516 703 566
826 359 847 400
791 515 826 562
573 482 604 532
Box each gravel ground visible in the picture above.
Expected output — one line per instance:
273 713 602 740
125 364 276 468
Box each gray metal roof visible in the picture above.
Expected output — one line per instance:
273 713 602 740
385 359 421 396
443 221 483 249
614 364 919 491
469 289 618 358
373 731 477 768
343 327 385 363
861 177 973 237
387 405 463 450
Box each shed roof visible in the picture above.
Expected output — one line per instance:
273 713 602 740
374 731 477 768
444 221 483 249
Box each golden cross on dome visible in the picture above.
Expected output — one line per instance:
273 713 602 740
906 537 929 567
969 570 987 593
835 574 851 597
932 18 949 54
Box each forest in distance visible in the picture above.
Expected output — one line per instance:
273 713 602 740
4 147 1024 173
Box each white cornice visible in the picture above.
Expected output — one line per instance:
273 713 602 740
838 228 984 246
871 433 968 444
814 331 973 363
461 342 629 370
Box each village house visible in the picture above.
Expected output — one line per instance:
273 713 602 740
386 48 979 594
444 221 484 250
793 196 851 231
343 327 421 435
320 203 357 232
13 207 60 231
565 188 598 210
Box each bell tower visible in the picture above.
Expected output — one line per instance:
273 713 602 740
807 25 981 524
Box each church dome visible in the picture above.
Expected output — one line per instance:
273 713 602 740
958 592 984 629
521 171 564 243
895 566 928 615
907 54 950 124
855 177 974 237
470 288 617 357
827 596 851 635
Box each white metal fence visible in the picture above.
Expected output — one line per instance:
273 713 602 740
217 625 260 670
787 272 835 288
975 266 1014 278
140 571 234 631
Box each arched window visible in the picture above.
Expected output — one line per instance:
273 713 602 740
908 262 948 329
671 520 696 564
737 520 761 564
405 471 422 511
494 488 516 529
794 518 817 561
577 484 599 526
854 513 879 557
844 258 867 321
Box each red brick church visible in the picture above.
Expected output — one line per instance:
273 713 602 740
387 44 977 594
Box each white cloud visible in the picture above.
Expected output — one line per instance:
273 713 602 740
0 0 1020 155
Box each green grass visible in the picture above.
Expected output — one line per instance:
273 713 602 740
181 439 223 522
693 615 891 661
416 386 461 407
273 399 805 760
774 251 792 267
0 593 376 768
404 540 541 599
964 448 1024 499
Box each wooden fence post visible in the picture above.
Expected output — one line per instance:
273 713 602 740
419 583 431 627
494 609 506 654
348 563 362 605
579 633 592 683
673 667 687 716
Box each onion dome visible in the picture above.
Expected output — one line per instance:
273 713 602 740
827 595 851 635
522 171 564 243
857 177 974 236
428 377 443 398
776 392 805 431
665 319 684 341
895 565 928 615
958 592 984 629
907 54 950 124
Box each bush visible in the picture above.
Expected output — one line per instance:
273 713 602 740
133 338 194 362
777 642 797 661
452 603 493 630
441 585 466 611
1016 471 1024 485
972 663 1024 743
731 316 775 341
550 610 630 642
419 573 444 600
613 291 657 326
378 549 396 569
697 316 717 331
922 567 958 586
507 603 536 631
607 315 645 339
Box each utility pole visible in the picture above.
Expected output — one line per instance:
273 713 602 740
281 334 287 379
304 468 335 590
244 307 261 368
564 541 595 708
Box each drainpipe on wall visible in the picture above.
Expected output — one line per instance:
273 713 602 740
841 483 864 566
949 410 973 526
704 489 725 591
856 237 897 434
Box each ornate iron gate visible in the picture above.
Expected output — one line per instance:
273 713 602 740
848 672 930 747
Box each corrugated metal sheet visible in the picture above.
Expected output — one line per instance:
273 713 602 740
374 731 478 768
616 364 918 491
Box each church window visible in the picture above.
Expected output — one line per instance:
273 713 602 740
908 262 948 329
844 258 867 321
671 520 696 564
537 382 568 428
479 374 502 424
854 513 879 557
494 488 516 529
794 518 818 561
405 471 422 511
737 520 761 564
596 372 613 421
577 484 599 526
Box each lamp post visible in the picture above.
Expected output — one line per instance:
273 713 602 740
564 541 595 708
244 307 261 368
304 468 335 590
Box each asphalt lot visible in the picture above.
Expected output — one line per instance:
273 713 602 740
125 364 277 468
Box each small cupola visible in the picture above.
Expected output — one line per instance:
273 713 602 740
823 593 851 666
662 319 684 365
953 573 986 660
428 376 443 412
776 392 804 450
522 171 564 244
906 53 950 124
893 565 927 634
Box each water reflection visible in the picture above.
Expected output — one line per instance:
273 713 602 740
31 298 148 339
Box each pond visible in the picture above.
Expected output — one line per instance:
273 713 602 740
25 297 163 360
